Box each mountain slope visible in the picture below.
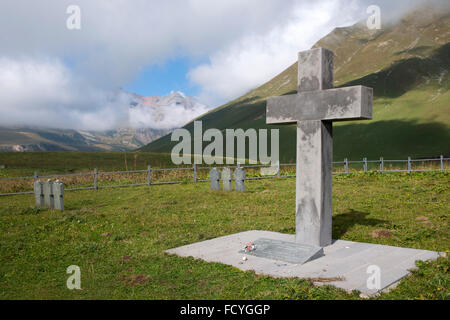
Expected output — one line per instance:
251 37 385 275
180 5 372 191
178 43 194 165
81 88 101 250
141 6 450 161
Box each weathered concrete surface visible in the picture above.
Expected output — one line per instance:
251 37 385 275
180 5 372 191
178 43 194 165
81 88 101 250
222 167 232 191
266 47 373 247
234 167 245 192
266 85 373 124
43 180 54 209
34 180 44 207
242 238 323 264
166 230 441 295
298 47 334 92
296 120 332 247
210 168 220 190
53 180 64 211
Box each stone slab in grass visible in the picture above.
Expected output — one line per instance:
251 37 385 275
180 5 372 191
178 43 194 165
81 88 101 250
165 230 440 296
239 238 324 265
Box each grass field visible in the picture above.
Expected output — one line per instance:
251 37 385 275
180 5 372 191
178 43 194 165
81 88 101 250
0 152 176 176
0 171 448 299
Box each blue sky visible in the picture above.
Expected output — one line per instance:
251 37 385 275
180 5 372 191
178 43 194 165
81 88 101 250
124 55 205 98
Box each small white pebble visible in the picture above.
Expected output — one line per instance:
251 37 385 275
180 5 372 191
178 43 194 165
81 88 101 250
242 256 248 261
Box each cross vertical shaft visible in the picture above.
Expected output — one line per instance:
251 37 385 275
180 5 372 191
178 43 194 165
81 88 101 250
266 47 372 247
296 48 334 246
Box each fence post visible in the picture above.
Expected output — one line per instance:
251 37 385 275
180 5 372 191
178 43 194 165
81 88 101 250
193 164 197 183
344 158 348 174
380 157 384 172
363 157 367 173
441 155 444 171
94 168 98 190
147 165 151 186
408 157 411 173
277 161 280 178
34 171 38 182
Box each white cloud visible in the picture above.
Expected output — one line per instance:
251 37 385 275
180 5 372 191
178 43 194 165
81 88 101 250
0 0 297 87
187 0 446 106
0 0 442 129
129 101 209 130
0 0 299 129
188 0 363 105
0 57 210 130
0 57 130 131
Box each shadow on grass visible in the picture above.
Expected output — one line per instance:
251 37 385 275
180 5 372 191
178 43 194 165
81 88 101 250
333 209 387 239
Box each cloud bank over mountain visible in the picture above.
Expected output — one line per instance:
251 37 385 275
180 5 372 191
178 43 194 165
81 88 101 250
0 57 208 130
0 0 443 130
128 91 209 130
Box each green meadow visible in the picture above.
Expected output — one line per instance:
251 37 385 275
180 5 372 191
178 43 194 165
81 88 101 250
0 169 448 299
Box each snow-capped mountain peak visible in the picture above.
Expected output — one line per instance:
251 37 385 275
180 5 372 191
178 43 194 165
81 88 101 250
126 90 209 130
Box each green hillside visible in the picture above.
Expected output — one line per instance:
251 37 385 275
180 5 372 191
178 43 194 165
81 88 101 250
141 6 450 162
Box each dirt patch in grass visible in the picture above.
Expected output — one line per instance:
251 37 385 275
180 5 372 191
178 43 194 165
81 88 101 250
119 274 148 287
371 229 393 238
416 216 433 227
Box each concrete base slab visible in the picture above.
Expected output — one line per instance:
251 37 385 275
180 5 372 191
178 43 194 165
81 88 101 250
165 230 440 295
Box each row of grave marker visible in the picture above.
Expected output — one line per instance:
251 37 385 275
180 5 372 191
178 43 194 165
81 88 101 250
210 165 246 192
34 180 64 210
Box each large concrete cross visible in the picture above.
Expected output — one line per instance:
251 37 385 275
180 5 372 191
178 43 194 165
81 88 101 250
266 48 373 247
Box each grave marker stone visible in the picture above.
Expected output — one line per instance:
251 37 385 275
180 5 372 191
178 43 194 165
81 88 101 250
43 180 54 209
209 168 221 190
53 180 64 211
234 167 245 192
34 180 44 207
222 167 232 191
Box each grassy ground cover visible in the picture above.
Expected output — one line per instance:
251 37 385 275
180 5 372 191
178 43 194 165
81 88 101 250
0 171 448 299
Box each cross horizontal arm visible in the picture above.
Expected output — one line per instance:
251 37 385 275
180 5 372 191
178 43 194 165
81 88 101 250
266 85 373 124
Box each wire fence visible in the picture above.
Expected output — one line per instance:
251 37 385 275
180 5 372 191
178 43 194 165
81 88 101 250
0 155 448 196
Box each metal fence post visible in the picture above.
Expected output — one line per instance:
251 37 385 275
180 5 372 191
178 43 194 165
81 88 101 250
380 157 384 172
344 158 348 174
441 155 444 171
147 165 151 186
408 157 411 173
94 168 98 190
363 157 367 172
193 164 197 183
